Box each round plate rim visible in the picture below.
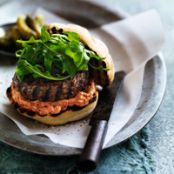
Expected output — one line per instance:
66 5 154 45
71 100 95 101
0 0 167 156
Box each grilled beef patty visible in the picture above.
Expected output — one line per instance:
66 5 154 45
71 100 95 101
13 71 89 101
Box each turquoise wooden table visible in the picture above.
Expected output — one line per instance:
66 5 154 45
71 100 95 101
0 0 173 173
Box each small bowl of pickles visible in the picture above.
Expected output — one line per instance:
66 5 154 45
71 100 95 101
0 15 45 60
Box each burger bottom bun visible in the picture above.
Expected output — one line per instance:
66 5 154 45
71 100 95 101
17 92 98 126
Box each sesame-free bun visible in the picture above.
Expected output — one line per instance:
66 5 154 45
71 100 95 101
17 93 98 125
7 86 98 126
7 23 114 126
48 23 115 86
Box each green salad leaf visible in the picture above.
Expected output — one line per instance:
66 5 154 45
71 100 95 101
16 26 106 81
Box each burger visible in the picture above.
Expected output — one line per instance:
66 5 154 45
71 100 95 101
7 23 114 125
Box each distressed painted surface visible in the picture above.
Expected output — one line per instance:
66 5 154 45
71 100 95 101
0 0 174 173
0 127 154 174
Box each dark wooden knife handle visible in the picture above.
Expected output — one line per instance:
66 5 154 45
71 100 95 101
78 120 108 172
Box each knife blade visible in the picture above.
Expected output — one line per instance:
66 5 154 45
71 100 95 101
78 71 125 172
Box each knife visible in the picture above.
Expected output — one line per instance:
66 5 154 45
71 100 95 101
77 71 125 172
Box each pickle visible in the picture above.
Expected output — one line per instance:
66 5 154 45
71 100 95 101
17 15 37 39
25 15 42 37
11 26 21 41
35 15 45 26
0 15 45 52
34 15 45 36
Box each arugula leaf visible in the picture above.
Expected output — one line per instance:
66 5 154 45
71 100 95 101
65 32 80 42
17 60 71 80
16 26 107 81
41 26 51 42
44 51 53 72
62 55 77 76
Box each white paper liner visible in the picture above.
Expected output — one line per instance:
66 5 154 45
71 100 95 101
0 9 164 148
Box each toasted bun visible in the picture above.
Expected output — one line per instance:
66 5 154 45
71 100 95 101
48 23 115 86
17 92 98 125
7 86 98 125
8 23 114 126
